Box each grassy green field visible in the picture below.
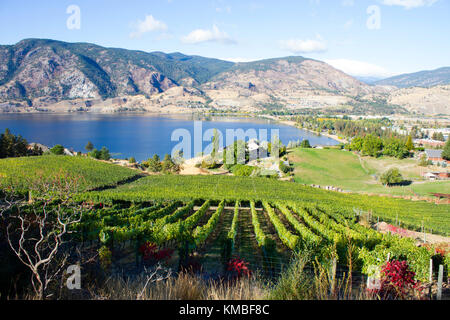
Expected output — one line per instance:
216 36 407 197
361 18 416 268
0 155 140 191
288 148 450 197
0 155 449 234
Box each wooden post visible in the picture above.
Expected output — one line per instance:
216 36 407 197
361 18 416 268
429 259 433 283
437 265 443 300
428 258 433 298
330 258 337 296
386 252 390 262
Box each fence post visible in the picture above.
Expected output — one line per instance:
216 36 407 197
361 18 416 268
429 259 433 298
429 259 433 282
437 265 443 300
330 258 337 296
386 252 390 262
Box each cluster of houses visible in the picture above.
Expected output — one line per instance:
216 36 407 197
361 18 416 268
423 172 450 181
414 139 446 148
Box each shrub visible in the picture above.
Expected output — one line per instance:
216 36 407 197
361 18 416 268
50 144 65 155
279 161 292 174
230 164 255 177
380 168 404 186
99 245 112 271
378 260 423 300
227 257 252 279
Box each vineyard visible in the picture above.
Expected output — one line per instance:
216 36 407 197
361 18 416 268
1 156 449 286
0 155 141 191
83 175 450 235
61 198 448 282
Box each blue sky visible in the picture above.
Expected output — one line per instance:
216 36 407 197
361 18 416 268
0 0 449 78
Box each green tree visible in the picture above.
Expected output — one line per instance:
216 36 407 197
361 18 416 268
99 147 110 161
0 128 29 158
50 145 65 155
85 141 94 152
383 138 410 159
211 128 220 161
418 153 430 167
162 154 178 173
349 137 364 152
380 168 404 186
147 154 162 172
362 134 383 157
88 149 101 159
442 139 450 161
223 140 248 169
405 135 414 151
128 157 136 164
300 140 311 148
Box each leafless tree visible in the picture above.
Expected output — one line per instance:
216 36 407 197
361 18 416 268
1 173 91 299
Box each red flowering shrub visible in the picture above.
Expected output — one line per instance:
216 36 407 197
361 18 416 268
227 257 252 279
379 260 422 299
386 224 409 237
139 242 174 264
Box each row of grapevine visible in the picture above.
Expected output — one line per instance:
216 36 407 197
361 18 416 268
250 201 269 247
262 202 299 250
275 202 322 248
192 200 225 246
153 201 196 228
227 201 240 247
157 200 211 242
286 202 339 245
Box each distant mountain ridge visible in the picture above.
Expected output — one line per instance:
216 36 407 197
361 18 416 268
0 38 448 115
375 67 450 88
0 38 376 107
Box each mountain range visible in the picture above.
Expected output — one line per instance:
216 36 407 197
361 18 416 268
0 39 448 115
375 67 450 88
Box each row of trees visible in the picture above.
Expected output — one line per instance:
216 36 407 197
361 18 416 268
287 139 311 149
347 134 413 159
142 154 179 173
294 116 397 140
0 128 43 159
431 132 445 142
85 141 110 161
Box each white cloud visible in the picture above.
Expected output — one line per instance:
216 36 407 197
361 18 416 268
325 59 393 78
381 0 438 9
130 15 167 39
280 36 327 54
182 25 236 44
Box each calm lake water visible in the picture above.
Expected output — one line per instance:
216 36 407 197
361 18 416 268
0 113 338 161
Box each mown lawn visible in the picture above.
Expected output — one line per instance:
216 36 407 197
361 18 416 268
288 148 450 197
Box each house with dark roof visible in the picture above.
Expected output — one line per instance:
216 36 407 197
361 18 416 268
425 149 448 165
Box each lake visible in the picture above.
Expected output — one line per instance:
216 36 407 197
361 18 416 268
0 113 339 161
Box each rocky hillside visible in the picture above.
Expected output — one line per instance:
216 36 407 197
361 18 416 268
375 67 450 88
0 38 439 115
387 85 450 115
0 39 232 105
